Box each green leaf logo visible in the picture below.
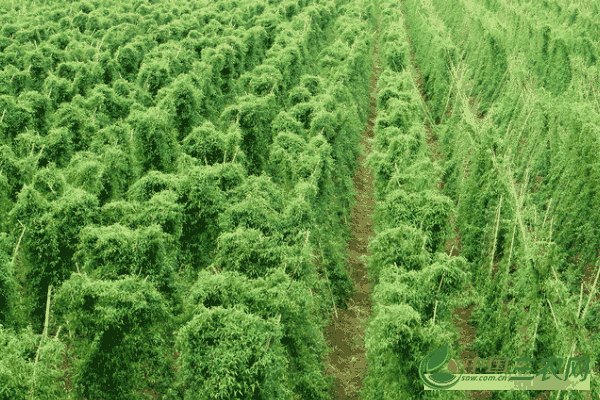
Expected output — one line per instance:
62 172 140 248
418 344 460 390
426 343 449 372
430 372 456 383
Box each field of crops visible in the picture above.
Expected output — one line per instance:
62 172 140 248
0 0 599 398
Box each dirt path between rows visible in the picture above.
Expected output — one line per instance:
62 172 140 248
323 27 380 400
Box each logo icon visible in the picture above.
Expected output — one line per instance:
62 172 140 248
419 343 461 389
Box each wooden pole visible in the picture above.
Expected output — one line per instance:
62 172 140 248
30 285 52 399
11 220 26 264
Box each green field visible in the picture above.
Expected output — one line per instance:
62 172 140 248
0 0 598 398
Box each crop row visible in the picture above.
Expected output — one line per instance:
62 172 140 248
0 0 376 398
402 0 600 398
360 1 472 399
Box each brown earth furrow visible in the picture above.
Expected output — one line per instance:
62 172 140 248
323 27 380 400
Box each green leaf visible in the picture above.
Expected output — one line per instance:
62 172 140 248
426 343 449 372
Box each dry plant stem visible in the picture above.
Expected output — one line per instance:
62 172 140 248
31 285 52 399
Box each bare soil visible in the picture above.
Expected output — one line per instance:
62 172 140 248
323 27 380 400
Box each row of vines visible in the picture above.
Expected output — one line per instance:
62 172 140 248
391 0 600 398
360 0 471 398
0 0 376 398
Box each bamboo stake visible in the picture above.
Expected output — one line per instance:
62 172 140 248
31 285 52 399
489 196 503 278
505 162 528 244
309 159 321 185
547 298 559 329
541 198 553 230
34 144 45 167
432 272 445 325
327 277 338 321
506 103 535 162
530 308 541 357
580 259 600 322
577 283 583 319
394 162 402 188
506 217 517 271
54 326 62 341
533 205 537 241
11 220 26 264
231 146 239 164
560 253 600 399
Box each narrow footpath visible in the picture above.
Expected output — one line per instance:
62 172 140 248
323 27 381 400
